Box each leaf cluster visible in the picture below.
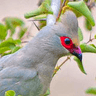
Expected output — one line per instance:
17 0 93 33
86 87 96 95
0 17 27 56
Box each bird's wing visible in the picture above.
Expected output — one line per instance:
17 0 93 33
0 66 42 96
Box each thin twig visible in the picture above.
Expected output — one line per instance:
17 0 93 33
21 41 29 43
58 56 70 68
86 38 95 44
28 19 46 22
85 32 95 44
89 32 92 40
33 21 40 31
53 56 70 76
56 0 67 21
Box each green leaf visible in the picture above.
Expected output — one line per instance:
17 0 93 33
74 56 86 74
12 46 21 53
94 35 96 39
44 0 51 5
0 38 21 53
4 17 25 36
5 17 25 27
38 0 51 6
0 47 10 54
78 27 83 41
70 8 82 17
14 39 21 45
24 2 53 19
85 19 92 30
67 1 95 26
86 87 96 95
39 21 46 28
80 43 96 53
44 89 50 96
2 51 12 56
5 90 16 96
0 23 7 41
90 44 96 48
18 27 27 39
0 38 16 50
33 14 47 20
0 38 21 55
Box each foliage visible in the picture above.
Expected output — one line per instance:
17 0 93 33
44 89 50 96
5 90 16 96
86 87 96 95
78 27 83 41
67 1 95 26
0 23 7 41
24 0 52 18
74 56 86 74
5 90 21 96
0 17 27 56
0 0 95 96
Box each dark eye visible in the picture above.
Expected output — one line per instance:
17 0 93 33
64 38 70 44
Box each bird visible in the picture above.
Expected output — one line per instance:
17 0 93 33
0 11 82 96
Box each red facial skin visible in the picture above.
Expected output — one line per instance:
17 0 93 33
60 36 82 54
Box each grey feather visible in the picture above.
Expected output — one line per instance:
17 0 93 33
0 11 78 96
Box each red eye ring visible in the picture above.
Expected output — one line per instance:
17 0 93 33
60 36 73 49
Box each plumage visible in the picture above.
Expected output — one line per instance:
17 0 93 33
0 11 81 96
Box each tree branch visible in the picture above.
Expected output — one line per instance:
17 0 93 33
47 0 61 25
86 38 95 44
53 56 70 76
56 0 67 21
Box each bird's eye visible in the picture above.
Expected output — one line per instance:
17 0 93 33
64 38 70 44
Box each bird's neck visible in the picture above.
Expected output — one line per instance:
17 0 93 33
35 52 59 93
35 51 59 73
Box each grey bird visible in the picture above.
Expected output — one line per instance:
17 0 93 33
0 11 82 96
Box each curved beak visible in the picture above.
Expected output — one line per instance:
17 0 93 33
72 51 82 61
70 46 82 62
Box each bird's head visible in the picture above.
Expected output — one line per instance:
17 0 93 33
36 11 82 62
50 11 82 61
